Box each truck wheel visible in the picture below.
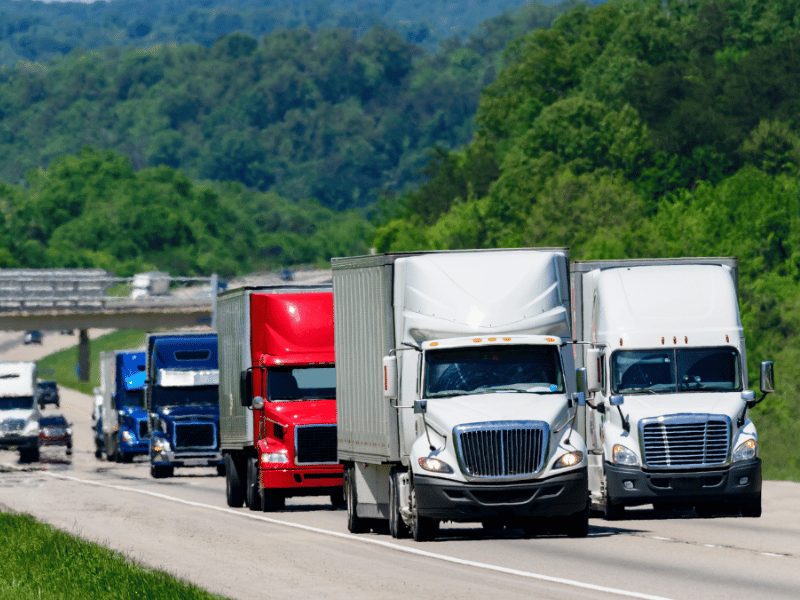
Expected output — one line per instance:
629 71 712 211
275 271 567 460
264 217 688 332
216 463 225 477
410 481 438 542
94 446 103 460
563 503 590 538
150 464 173 479
603 497 625 521
741 493 762 518
246 456 262 511
19 447 39 463
330 489 346 508
224 454 244 508
66 444 72 456
261 489 285 512
120 453 133 464
389 470 410 539
345 465 369 534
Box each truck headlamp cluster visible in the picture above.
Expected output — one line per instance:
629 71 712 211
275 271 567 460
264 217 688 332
554 451 584 469
612 444 639 466
121 430 134 442
261 451 289 464
732 439 757 462
418 456 453 474
153 438 171 453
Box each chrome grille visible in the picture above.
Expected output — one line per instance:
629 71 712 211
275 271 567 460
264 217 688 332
454 421 547 478
0 419 24 432
295 425 337 465
640 415 730 468
174 423 215 449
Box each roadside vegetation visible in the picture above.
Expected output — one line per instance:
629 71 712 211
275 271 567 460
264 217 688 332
0 510 230 600
37 329 145 396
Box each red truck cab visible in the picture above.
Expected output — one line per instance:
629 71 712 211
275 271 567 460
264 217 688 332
219 287 343 511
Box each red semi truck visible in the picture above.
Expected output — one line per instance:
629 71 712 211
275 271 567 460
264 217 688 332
218 285 343 511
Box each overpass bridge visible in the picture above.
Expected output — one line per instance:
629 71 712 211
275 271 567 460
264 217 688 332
0 269 218 380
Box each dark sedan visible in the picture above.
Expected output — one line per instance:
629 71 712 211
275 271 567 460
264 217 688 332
39 415 72 455
37 380 60 408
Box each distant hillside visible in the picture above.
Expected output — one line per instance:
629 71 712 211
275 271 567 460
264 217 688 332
0 0 604 62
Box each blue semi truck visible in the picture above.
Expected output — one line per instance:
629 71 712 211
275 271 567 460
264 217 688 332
145 331 224 479
97 350 149 462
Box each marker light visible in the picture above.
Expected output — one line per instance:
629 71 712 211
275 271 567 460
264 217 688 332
503 338 511 341
430 342 438 347
473 338 482 343
419 457 453 474
488 337 496 342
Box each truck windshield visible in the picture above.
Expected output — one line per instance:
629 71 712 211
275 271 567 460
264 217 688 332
267 367 336 402
122 390 144 408
0 396 34 410
424 345 564 398
611 347 741 394
152 386 218 408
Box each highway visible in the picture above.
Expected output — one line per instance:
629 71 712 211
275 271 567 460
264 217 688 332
0 335 798 599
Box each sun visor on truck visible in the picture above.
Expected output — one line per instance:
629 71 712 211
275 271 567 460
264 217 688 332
157 369 219 387
257 353 335 367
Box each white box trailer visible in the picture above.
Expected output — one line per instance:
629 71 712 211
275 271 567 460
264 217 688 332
333 249 589 541
571 258 773 519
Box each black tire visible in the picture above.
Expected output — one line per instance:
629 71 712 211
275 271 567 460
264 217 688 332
563 503 590 538
261 489 285 512
66 445 72 456
345 465 369 534
330 488 346 508
741 493 762 518
150 464 173 479
410 480 438 542
389 469 410 539
94 447 102 460
120 452 133 464
216 463 226 477
246 456 262 511
224 454 245 508
603 495 625 521
19 446 39 464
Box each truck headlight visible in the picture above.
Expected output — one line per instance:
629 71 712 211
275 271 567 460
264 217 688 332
554 451 584 469
153 438 171 453
261 451 289 464
612 444 639 466
418 456 453 474
732 439 757 462
121 430 134 442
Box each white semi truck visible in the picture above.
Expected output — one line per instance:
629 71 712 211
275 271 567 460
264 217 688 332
570 258 773 519
0 362 41 463
332 249 589 541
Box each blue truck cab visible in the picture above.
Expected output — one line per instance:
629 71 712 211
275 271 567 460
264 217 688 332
98 350 149 463
146 332 223 479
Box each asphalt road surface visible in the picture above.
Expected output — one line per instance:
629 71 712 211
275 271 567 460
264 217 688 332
0 337 798 599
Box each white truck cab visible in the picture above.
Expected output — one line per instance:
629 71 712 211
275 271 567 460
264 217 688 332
571 259 772 519
0 362 42 463
334 249 589 541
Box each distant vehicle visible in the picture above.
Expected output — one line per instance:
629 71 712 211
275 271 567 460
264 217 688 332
60 330 74 336
0 362 41 463
98 350 148 463
37 381 60 409
131 271 170 299
24 331 43 345
39 414 72 455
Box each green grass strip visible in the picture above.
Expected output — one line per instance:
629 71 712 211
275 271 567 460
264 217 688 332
0 511 230 600
37 330 146 395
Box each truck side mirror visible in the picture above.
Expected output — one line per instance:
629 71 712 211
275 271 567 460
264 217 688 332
609 395 624 406
240 370 252 407
414 399 427 414
760 361 774 395
573 367 587 406
585 349 602 392
383 356 398 399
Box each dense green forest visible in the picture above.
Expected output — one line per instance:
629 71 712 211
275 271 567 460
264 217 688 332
0 0 598 62
0 2 576 209
377 0 800 479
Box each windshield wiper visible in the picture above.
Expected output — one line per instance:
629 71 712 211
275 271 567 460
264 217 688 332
619 387 658 395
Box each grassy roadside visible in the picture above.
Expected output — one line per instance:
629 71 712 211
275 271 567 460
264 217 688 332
0 511 230 600
37 330 146 395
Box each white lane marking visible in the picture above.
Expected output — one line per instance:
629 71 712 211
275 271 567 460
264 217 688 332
43 472 673 600
652 537 672 541
762 553 784 557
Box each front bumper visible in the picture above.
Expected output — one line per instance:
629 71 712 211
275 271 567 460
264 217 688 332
261 465 343 495
0 435 39 450
414 467 588 521
152 449 223 468
606 459 762 506
120 440 149 455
